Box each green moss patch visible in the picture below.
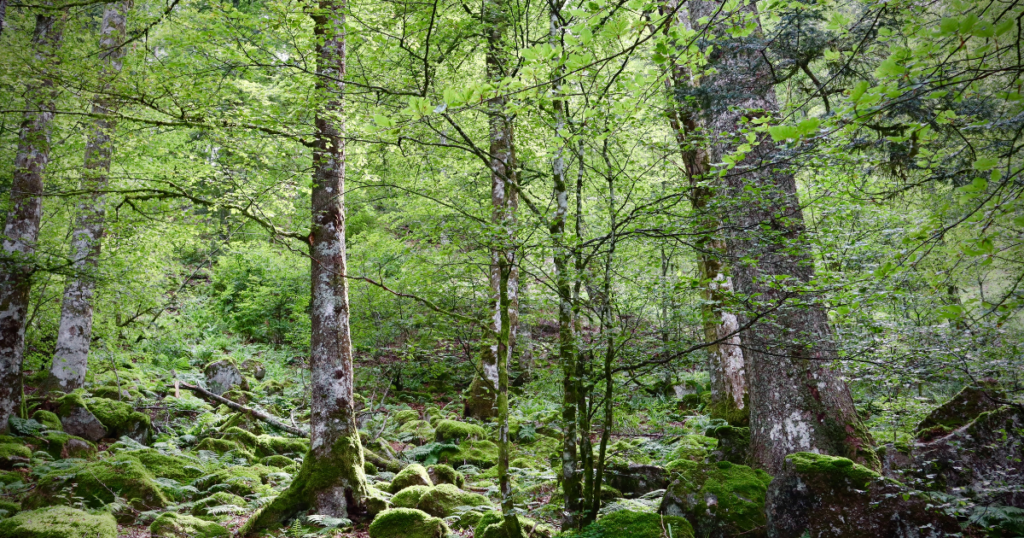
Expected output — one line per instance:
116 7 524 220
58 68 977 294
399 420 435 445
393 410 420 425
0 506 117 538
30 410 62 432
660 459 770 537
785 452 879 485
434 420 487 443
83 397 151 441
26 456 169 510
426 464 464 488
474 511 556 538
390 463 433 493
255 434 308 457
579 510 693 538
391 484 432 508
416 483 490 517
368 508 450 538
150 511 229 538
444 439 498 468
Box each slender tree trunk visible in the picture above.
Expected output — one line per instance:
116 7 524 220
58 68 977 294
688 0 875 473
0 0 7 39
660 0 748 425
45 1 130 394
0 12 65 433
496 253 523 538
243 0 367 530
465 0 519 421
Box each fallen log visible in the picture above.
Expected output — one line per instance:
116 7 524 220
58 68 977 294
177 382 307 437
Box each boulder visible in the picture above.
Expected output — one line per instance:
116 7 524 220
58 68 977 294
39 432 96 460
416 483 491 517
443 439 498 468
0 506 116 538
56 392 108 442
766 452 959 538
240 359 266 380
660 459 770 538
204 359 249 395
605 463 669 498
83 397 151 443
706 425 750 465
368 508 449 538
427 463 465 488
150 512 229 538
0 442 30 470
30 410 62 431
390 463 433 493
434 419 487 443
392 485 432 508
914 383 1003 441
393 409 420 425
24 455 170 511
398 420 435 445
474 511 558 538
190 491 246 516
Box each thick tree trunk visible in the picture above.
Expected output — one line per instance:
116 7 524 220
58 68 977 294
45 1 129 394
243 0 366 531
660 0 748 425
687 0 875 473
465 0 519 421
0 12 65 433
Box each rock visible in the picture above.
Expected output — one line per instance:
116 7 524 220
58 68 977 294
443 439 498 468
474 511 558 538
39 432 96 460
669 434 718 462
416 483 491 517
434 419 487 443
390 463 433 493
190 491 246 516
914 383 1003 442
911 405 1024 508
599 497 659 515
240 359 266 380
204 359 249 395
194 465 272 496
392 485 432 508
24 455 170 511
150 512 229 537
765 452 959 538
393 409 420 425
196 437 255 461
0 442 30 470
0 500 19 518
706 425 750 465
427 463 465 488
368 508 450 538
605 463 669 498
260 454 295 468
583 510 693 538
660 459 770 538
30 410 62 431
365 486 392 516
0 506 117 538
83 397 151 443
127 448 204 482
398 420 435 445
59 405 107 442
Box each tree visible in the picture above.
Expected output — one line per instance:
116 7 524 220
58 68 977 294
242 0 369 529
44 0 130 394
687 0 875 473
0 10 65 432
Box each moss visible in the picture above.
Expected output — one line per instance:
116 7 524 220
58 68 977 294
26 457 169 510
394 409 420 425
83 397 151 441
220 426 258 448
445 439 498 468
0 470 25 485
0 500 19 517
705 425 749 465
392 485 432 508
399 420 435 445
55 391 89 418
368 508 449 538
0 506 116 538
129 449 204 481
474 512 556 538
150 512 229 538
916 382 1003 438
706 396 750 427
426 464 464 488
195 437 255 461
661 459 769 537
191 491 246 516
255 434 308 457
0 443 31 460
259 455 295 468
390 463 433 493
365 461 378 475
785 452 879 485
196 466 268 496
30 410 62 432
39 432 96 460
579 510 694 538
434 419 487 443
90 386 143 401
416 483 490 517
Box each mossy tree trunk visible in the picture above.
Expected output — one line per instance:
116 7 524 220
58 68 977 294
660 0 748 426
496 254 523 538
243 0 367 530
687 0 874 473
465 0 519 421
45 1 130 394
0 11 65 432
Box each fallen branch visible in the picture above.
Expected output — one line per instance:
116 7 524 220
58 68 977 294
177 383 307 437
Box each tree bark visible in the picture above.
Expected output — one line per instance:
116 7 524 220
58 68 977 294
45 1 130 394
687 0 875 473
243 0 367 530
0 11 65 433
464 0 519 421
660 0 748 425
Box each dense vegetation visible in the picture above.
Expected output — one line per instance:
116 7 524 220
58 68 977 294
0 0 1022 535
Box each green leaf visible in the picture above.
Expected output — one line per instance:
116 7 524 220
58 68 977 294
768 125 799 141
973 157 998 171
797 118 821 136
939 17 959 35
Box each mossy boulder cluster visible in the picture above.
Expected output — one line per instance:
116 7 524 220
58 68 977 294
368 508 449 538
0 506 117 538
150 512 230 537
660 459 771 538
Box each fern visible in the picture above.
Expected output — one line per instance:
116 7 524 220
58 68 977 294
206 504 245 515
306 514 353 529
968 505 1024 536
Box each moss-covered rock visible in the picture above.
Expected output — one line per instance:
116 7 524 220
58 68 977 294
668 435 717 463
575 510 693 538
434 419 487 443
444 439 498 468
190 491 247 516
605 462 669 498
204 359 249 396
473 511 557 538
255 434 309 457
398 420 435 445
89 385 143 401
914 382 1003 441
219 426 258 448
30 410 62 432
259 454 295 468
0 443 31 469
705 425 749 465
416 483 491 517
391 484 432 508
39 432 96 460
55 392 107 442
659 459 770 538
766 452 959 538
368 508 449 538
128 449 204 481
83 397 151 443
195 437 255 461
390 463 433 493
195 466 269 496
0 506 116 538
426 464 464 488
0 500 19 518
25 455 170 510
150 511 229 538
394 409 420 425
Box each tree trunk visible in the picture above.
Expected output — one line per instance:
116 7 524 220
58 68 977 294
0 12 65 433
45 1 129 394
496 253 523 538
465 0 519 421
0 0 7 39
687 0 875 473
660 0 748 425
242 0 367 530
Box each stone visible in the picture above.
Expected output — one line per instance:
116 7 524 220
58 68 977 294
416 483 491 517
390 463 433 493
24 455 170 511
0 442 30 470
398 420 435 445
705 425 750 465
39 432 96 460
393 409 420 425
427 463 465 488
368 508 449 538
660 459 770 538
150 512 229 537
434 419 487 443
605 463 669 498
392 485 432 508
203 359 249 396
474 512 558 538
914 383 1003 442
59 405 107 442
30 410 62 431
84 397 151 443
0 506 116 538
765 452 959 538
240 359 266 380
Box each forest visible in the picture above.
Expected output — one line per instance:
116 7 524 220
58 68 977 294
0 0 1022 535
